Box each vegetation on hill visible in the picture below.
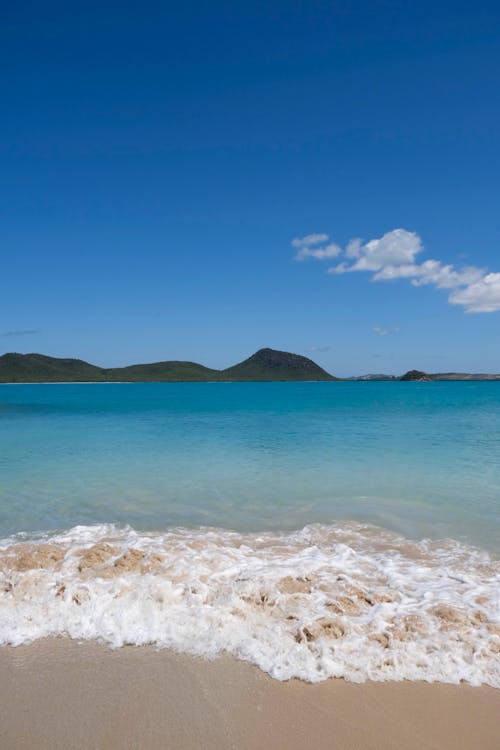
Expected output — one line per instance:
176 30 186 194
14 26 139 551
2 352 498 383
221 348 337 381
0 348 336 383
0 353 105 383
104 361 221 382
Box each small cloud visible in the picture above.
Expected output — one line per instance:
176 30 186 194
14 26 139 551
327 262 349 275
305 345 331 353
372 326 400 336
293 233 341 261
292 233 329 248
2 329 41 337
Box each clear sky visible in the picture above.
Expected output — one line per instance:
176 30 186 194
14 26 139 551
2 1 500 376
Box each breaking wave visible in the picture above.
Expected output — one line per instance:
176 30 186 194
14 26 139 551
0 522 498 686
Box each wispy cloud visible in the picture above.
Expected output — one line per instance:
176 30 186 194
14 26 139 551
292 233 341 261
292 228 500 313
373 326 399 336
305 345 331 353
1 329 41 337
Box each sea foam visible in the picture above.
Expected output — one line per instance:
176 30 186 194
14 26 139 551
0 522 498 686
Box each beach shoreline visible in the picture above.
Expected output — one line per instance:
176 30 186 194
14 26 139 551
1 639 498 750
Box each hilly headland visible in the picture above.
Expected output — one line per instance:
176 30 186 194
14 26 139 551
0 348 336 383
0 348 499 383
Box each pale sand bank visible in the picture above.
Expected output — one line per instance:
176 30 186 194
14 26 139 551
0 640 498 750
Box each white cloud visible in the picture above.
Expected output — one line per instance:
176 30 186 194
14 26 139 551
373 326 400 336
346 229 423 272
372 263 420 281
410 260 485 290
292 228 500 313
327 262 349 275
373 260 484 288
293 233 341 261
292 233 329 248
449 272 500 313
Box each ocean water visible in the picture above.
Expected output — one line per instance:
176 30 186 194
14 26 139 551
0 382 499 685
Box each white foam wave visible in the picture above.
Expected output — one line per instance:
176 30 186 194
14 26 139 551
0 523 498 685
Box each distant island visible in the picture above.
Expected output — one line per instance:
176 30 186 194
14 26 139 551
398 369 500 382
0 348 499 382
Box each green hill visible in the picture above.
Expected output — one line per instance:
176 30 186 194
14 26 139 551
3 353 499 383
221 348 336 381
0 353 105 382
0 348 336 382
104 361 220 382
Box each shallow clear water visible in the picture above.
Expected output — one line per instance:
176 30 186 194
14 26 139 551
1 381 499 551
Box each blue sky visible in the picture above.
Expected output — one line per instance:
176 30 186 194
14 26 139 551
2 1 500 376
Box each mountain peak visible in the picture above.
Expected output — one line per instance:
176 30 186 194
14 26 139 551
222 348 336 381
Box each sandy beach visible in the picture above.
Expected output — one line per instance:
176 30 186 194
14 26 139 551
1 639 498 750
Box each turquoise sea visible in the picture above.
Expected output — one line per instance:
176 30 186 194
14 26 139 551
1 382 499 685
1 381 499 550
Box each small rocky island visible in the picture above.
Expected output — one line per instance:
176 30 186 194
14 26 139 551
400 370 433 382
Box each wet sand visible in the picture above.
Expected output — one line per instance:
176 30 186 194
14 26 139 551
0 639 498 750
